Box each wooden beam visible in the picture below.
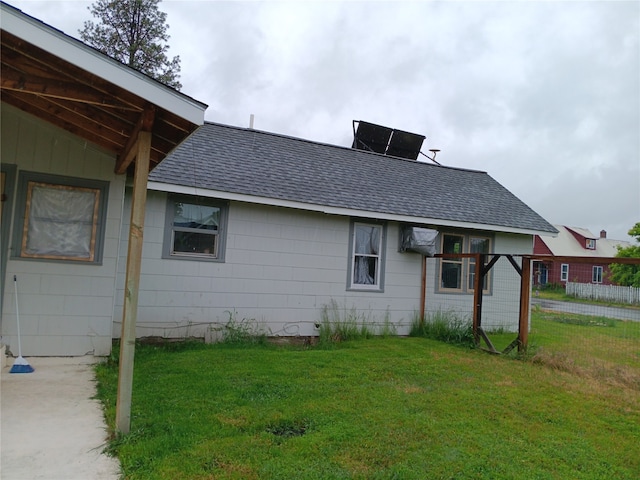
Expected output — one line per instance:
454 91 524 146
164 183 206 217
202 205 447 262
1 66 139 109
472 253 484 347
115 131 151 434
115 105 156 174
518 257 532 353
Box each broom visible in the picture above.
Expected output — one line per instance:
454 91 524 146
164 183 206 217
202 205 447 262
10 275 34 374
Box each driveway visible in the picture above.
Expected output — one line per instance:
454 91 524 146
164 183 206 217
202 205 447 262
1 357 121 480
532 298 640 322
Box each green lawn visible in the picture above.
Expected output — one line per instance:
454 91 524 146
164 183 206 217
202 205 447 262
96 318 640 479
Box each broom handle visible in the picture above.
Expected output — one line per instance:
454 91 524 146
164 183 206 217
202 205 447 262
13 275 22 358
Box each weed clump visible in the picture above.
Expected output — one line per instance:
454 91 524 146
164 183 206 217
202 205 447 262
409 310 475 347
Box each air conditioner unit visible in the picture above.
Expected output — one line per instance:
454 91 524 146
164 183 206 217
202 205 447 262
400 227 439 256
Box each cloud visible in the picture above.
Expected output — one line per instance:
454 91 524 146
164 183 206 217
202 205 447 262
8 0 640 241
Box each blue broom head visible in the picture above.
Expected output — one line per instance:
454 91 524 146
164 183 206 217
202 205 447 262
10 356 34 374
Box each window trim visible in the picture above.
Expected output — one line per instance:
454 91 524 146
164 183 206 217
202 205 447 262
12 171 109 264
592 266 603 284
162 194 228 262
560 263 569 282
347 220 386 292
437 232 493 294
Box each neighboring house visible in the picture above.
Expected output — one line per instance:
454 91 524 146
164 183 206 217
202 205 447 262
111 121 557 340
0 2 206 356
533 226 630 286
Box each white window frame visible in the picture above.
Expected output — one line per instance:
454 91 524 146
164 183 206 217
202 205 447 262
348 221 385 291
592 266 603 284
163 194 228 262
560 263 569 282
12 172 108 264
586 239 596 250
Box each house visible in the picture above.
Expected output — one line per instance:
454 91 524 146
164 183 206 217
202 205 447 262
110 121 557 341
1 5 557 358
533 226 630 286
0 2 206 357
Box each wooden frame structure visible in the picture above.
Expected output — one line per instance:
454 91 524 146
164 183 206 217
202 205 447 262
429 253 640 355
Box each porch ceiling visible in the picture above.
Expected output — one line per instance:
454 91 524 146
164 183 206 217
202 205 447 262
1 29 199 174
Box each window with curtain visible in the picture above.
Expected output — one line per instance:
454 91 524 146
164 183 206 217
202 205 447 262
351 222 383 289
13 173 108 263
164 195 228 261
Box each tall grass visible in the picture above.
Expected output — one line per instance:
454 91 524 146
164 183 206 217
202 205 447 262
409 309 475 347
317 299 396 344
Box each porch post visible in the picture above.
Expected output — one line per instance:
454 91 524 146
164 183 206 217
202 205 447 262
115 131 151 434
518 256 532 353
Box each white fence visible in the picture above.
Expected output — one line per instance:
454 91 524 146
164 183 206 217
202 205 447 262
566 282 640 305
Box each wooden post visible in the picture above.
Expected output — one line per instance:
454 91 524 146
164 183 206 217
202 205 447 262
472 253 484 347
518 256 532 353
115 131 151 434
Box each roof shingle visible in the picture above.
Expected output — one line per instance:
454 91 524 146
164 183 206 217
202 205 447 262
150 122 557 234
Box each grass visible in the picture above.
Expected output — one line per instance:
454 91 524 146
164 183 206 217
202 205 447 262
95 315 640 480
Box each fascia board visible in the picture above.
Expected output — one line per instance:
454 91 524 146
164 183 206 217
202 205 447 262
1 4 207 125
147 181 554 236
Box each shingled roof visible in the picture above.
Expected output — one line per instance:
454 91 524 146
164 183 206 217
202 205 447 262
149 122 557 235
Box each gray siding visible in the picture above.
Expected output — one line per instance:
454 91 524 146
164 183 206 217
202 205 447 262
1 105 124 356
115 191 426 339
115 190 531 339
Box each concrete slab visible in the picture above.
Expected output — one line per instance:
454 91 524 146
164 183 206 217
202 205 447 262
1 357 121 480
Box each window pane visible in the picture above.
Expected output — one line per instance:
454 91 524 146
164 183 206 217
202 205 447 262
355 225 380 255
441 262 462 289
470 237 490 253
443 234 463 254
174 202 219 231
24 183 98 260
173 231 217 255
353 255 377 285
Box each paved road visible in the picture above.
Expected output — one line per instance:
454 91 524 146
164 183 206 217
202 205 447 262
531 298 640 322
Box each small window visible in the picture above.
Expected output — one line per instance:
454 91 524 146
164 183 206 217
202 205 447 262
440 234 464 290
592 266 603 284
586 239 596 250
163 195 228 261
13 172 108 263
560 264 569 282
349 222 385 290
438 233 493 293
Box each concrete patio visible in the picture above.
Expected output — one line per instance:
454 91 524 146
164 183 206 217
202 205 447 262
1 356 121 480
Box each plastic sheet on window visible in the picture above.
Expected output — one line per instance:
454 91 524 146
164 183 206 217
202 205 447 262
400 227 439 256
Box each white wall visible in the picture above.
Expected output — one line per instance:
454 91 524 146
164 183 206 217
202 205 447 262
114 191 425 339
1 105 124 356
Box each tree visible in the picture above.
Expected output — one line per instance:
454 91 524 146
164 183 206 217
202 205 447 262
609 222 640 287
79 0 181 89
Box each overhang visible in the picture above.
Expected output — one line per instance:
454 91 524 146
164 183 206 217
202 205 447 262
0 2 207 173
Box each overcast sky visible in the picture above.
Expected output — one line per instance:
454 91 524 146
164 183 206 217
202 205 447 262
9 0 640 242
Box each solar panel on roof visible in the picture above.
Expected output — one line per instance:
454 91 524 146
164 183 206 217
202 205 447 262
352 120 425 160
386 129 425 160
352 121 393 154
